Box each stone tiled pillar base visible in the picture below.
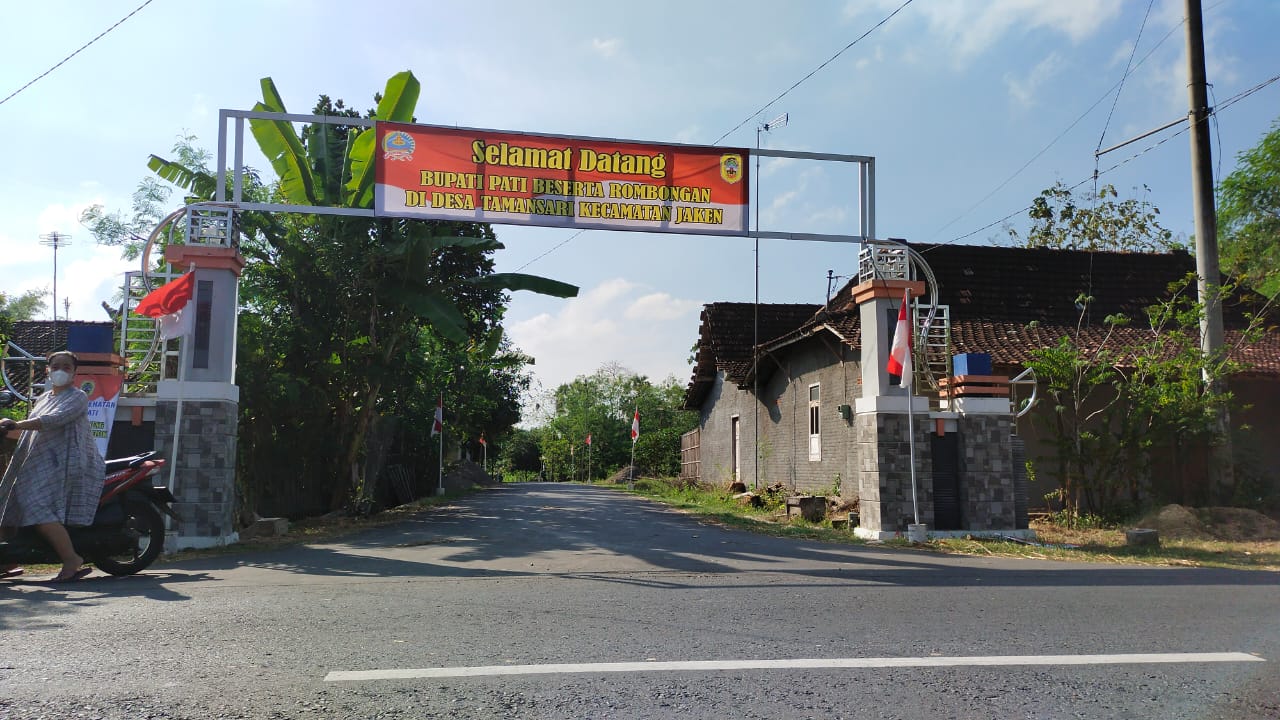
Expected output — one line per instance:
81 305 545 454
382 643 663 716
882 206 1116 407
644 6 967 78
957 413 1019 530
155 399 239 549
854 409 934 537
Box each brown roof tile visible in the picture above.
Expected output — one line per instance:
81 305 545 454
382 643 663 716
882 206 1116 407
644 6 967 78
686 243 1280 407
685 302 819 408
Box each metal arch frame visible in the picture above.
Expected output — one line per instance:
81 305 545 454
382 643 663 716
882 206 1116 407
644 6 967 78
212 109 878 244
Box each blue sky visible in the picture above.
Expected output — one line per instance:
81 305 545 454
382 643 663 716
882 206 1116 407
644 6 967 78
2 1 1278 398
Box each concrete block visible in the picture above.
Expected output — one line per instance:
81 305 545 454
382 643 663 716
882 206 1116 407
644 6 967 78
1125 528 1160 547
242 517 290 539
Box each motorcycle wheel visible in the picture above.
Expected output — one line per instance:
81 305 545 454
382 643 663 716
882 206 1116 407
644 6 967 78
91 497 166 576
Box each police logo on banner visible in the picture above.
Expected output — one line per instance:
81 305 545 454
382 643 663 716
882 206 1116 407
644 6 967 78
382 131 415 161
720 154 744 184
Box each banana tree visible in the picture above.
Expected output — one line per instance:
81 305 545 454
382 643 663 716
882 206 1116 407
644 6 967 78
147 71 577 511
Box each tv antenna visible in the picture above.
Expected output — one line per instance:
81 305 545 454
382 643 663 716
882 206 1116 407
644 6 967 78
38 231 72 322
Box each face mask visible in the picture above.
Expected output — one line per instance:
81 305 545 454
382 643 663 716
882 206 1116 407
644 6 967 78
49 370 73 388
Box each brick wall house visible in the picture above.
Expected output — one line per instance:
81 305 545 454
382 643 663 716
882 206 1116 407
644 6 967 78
685 243 1280 512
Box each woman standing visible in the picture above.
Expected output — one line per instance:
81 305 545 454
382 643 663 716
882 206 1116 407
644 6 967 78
0 351 105 582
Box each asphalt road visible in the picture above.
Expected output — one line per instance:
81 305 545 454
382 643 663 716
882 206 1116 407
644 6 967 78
1 482 1277 719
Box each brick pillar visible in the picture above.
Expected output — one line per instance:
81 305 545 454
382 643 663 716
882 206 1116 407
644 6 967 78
855 411 934 536
956 413 1018 530
158 238 244 549
155 399 238 548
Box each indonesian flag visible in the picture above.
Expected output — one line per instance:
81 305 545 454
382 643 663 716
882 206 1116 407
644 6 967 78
585 433 592 446
886 288 913 389
630 409 639 442
478 433 486 446
135 272 195 340
431 395 443 437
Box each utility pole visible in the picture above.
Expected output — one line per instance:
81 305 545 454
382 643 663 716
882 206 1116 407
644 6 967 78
1184 0 1233 501
38 231 72 322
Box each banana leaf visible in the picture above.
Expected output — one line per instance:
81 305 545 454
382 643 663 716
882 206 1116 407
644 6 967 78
346 71 421 209
383 286 468 343
249 78 317 205
465 273 579 298
147 155 217 199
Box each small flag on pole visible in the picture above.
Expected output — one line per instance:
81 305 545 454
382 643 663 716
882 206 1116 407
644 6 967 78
478 433 486 446
630 409 639 442
585 433 592 446
886 288 914 388
135 272 196 340
431 395 443 437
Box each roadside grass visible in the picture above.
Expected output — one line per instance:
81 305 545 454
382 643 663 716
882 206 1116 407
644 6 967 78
610 477 1280 572
26 480 1273 574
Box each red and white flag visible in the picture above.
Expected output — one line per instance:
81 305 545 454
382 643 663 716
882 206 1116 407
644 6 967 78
630 409 639 442
431 395 443 437
886 288 914 389
135 272 195 340
585 433 592 446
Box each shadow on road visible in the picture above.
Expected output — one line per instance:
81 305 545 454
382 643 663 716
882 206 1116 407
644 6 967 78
137 484 1279 593
0 571 213 630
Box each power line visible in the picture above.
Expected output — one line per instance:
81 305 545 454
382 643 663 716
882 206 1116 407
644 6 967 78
938 70 1280 248
513 230 586 273
1096 0 1156 157
712 0 914 146
515 1 914 272
927 15 1184 241
0 0 157 108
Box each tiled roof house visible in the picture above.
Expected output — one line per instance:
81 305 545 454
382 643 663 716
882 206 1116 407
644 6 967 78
684 243 1280 511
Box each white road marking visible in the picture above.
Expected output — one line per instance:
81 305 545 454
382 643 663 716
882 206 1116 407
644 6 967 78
325 652 1263 681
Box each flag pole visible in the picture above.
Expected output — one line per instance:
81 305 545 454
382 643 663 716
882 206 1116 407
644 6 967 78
588 436 592 482
165 264 195 527
436 392 445 496
905 288 920 527
628 406 637 490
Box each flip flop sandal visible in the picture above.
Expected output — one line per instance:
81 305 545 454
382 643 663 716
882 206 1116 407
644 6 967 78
0 568 23 580
48 567 92 584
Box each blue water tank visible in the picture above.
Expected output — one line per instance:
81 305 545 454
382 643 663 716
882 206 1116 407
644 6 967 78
952 353 992 376
66 324 114 354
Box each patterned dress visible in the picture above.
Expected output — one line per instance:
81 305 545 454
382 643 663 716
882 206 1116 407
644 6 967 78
0 387 105 528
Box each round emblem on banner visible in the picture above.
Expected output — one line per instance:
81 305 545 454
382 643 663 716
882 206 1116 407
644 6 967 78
382 131 416 161
78 379 95 395
720 154 744 184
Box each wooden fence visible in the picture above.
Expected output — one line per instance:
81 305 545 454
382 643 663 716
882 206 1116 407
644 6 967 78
680 428 700 482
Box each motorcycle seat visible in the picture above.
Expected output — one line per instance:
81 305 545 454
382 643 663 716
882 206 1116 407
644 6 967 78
104 451 157 474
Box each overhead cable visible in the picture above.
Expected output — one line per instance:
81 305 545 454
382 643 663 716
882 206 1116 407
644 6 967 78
0 0 158 108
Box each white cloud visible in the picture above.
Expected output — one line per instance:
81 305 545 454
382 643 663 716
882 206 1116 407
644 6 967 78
507 278 703 391
855 45 885 71
625 292 701 322
848 0 1120 63
591 37 622 58
35 201 94 235
1004 52 1064 108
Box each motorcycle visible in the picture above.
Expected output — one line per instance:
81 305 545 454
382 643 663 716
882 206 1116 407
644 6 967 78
0 451 178 576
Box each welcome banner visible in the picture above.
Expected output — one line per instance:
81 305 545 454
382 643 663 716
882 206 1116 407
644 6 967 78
374 122 750 236
76 373 123 458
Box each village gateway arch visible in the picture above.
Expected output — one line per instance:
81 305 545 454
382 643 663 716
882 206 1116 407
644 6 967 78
124 111 1026 547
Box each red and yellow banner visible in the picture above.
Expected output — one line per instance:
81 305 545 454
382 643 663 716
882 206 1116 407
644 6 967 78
374 122 749 235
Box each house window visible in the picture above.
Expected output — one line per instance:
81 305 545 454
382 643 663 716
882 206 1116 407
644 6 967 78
730 415 741 481
193 280 214 369
808 384 821 461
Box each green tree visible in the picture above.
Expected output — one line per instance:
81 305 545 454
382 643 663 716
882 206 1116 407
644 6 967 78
0 289 48 324
539 365 696 481
1007 182 1181 252
1026 277 1258 520
1217 117 1280 299
91 72 576 517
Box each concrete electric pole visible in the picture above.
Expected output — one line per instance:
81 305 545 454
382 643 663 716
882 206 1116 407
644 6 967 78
1184 0 1233 501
